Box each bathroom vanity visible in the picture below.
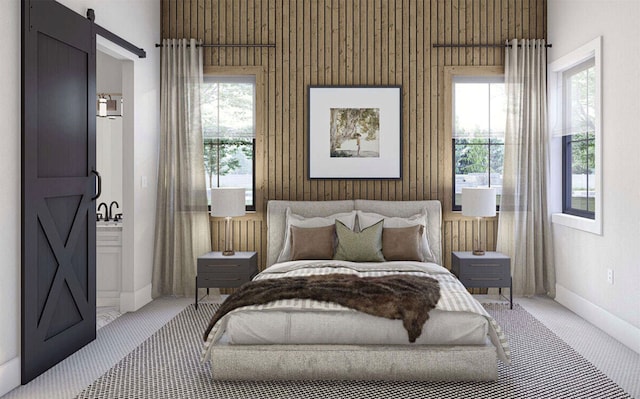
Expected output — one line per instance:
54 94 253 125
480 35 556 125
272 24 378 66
97 222 123 309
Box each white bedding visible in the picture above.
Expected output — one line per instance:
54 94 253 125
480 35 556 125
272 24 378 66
226 309 488 345
202 260 510 364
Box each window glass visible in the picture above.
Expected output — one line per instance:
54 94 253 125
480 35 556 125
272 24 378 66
563 60 595 219
452 77 505 210
201 76 256 210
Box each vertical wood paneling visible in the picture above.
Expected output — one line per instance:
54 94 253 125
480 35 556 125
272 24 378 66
162 0 546 270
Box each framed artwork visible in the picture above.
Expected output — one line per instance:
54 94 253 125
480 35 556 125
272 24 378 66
308 86 402 179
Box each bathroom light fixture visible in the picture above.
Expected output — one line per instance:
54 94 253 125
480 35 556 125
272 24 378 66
97 94 108 117
97 93 122 117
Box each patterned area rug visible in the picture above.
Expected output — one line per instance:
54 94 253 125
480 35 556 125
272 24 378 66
77 303 632 399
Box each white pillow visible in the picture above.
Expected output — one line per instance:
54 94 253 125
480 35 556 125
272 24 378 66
356 210 436 263
277 209 357 263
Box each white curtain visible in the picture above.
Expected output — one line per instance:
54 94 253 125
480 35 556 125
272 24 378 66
152 38 211 297
497 39 555 297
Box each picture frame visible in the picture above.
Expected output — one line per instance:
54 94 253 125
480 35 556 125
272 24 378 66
308 86 402 179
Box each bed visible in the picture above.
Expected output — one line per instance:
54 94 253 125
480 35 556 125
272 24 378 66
201 200 509 381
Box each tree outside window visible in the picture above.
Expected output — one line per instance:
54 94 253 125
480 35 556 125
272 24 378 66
452 77 505 211
201 76 256 210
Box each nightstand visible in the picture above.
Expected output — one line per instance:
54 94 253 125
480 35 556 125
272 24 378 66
451 251 512 309
195 251 258 309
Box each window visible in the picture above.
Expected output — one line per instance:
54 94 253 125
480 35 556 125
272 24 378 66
452 76 506 211
201 75 256 211
549 37 601 234
562 59 596 219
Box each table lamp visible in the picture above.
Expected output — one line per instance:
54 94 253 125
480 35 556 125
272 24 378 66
461 187 496 256
210 187 246 256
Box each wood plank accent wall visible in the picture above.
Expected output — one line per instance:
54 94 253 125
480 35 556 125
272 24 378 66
161 0 547 271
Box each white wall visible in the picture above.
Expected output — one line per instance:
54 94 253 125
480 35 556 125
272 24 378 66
0 0 21 396
548 0 640 353
97 51 124 94
97 52 124 213
96 117 124 210
0 1 159 395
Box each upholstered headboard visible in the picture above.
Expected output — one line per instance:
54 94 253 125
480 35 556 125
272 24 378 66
266 200 443 268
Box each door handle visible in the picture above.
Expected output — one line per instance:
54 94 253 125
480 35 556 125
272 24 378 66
91 169 102 201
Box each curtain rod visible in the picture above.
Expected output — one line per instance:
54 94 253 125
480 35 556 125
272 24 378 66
155 43 276 48
433 43 552 48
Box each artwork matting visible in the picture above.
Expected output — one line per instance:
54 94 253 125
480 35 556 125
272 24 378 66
308 86 402 179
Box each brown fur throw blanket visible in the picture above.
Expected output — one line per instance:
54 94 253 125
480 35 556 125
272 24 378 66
203 273 440 343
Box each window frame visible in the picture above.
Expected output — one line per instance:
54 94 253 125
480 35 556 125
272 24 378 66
444 66 505 216
549 37 602 234
202 66 264 214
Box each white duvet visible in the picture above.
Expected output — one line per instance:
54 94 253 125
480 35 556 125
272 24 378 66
202 260 510 364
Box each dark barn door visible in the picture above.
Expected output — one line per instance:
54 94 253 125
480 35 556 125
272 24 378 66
22 0 97 383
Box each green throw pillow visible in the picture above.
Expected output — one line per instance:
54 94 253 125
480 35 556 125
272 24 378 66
333 220 385 262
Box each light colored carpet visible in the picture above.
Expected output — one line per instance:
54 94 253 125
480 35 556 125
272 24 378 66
2 296 638 398
518 296 640 398
2 297 191 399
76 303 631 398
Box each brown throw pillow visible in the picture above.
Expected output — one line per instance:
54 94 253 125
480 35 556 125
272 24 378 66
290 224 336 260
382 225 424 261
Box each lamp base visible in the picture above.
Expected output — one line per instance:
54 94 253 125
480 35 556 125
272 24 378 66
472 217 485 256
222 216 235 256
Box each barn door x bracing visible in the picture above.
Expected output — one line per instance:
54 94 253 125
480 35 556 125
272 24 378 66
21 0 97 383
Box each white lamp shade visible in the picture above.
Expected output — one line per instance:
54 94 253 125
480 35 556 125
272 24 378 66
210 187 246 217
98 97 107 117
461 187 496 217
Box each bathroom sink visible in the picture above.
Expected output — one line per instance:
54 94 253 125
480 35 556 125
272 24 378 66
97 220 123 229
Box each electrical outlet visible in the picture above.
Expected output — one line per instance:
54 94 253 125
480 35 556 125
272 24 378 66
607 268 614 285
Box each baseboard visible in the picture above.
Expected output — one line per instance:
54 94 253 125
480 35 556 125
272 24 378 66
0 356 20 397
120 283 152 312
97 297 120 309
555 284 640 354
97 290 121 309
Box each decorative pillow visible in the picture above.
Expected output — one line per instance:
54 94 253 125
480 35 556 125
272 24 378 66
290 225 336 260
356 210 436 263
382 225 424 261
334 220 385 262
277 209 357 263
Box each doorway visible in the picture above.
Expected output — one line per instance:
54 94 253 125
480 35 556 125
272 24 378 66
95 38 136 313
96 50 124 320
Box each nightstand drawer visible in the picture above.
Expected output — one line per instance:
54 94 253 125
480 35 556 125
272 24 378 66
197 271 255 288
460 262 508 275
459 275 510 288
197 262 255 274
451 252 510 279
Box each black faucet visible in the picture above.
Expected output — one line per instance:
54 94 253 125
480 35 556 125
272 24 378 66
97 202 109 221
109 201 120 221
